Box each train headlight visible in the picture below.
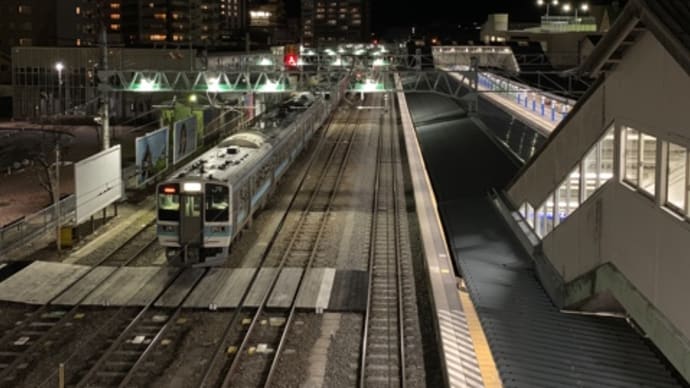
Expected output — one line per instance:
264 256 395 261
183 182 202 192
211 226 226 233
162 225 176 232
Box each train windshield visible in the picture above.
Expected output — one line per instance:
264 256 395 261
205 184 229 222
158 184 180 221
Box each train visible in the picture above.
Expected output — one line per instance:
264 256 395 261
156 91 335 264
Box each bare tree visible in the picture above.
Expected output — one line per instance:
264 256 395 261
32 154 56 204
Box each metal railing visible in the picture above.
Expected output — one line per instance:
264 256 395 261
540 16 597 32
0 194 76 259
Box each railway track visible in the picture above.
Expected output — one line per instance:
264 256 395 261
360 108 407 387
60 268 207 388
195 106 361 388
0 218 159 387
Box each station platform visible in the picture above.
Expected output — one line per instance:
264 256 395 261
396 75 499 388
440 67 573 136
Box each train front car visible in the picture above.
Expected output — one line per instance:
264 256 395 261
157 180 233 263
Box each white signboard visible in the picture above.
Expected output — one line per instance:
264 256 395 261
75 145 123 224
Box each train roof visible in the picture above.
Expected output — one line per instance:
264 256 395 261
163 93 319 186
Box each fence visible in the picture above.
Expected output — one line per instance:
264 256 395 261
0 194 75 259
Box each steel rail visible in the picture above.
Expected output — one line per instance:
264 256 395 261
197 99 345 388
359 101 407 387
220 108 360 388
262 108 362 388
0 215 158 384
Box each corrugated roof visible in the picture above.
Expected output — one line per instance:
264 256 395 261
581 0 690 77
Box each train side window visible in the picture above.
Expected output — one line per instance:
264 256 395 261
206 184 229 222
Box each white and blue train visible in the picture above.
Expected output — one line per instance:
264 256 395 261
156 92 334 263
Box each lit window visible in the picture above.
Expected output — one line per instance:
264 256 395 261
623 126 639 186
583 126 614 201
536 194 555 238
599 128 615 187
666 142 687 212
640 133 657 195
17 5 32 15
110 13 121 20
75 6 81 15
583 145 598 200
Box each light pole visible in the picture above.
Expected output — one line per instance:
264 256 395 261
54 143 61 253
578 3 589 20
54 62 64 253
537 0 559 17
562 3 589 21
55 62 64 115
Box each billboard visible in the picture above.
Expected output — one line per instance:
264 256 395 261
172 116 198 164
135 127 169 186
75 145 123 224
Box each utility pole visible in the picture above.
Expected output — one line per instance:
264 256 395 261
100 6 110 150
55 143 61 253
189 0 195 71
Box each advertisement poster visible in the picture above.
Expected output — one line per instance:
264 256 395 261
173 116 198 164
135 127 169 186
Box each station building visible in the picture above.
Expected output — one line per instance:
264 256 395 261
503 0 690 380
10 46 194 120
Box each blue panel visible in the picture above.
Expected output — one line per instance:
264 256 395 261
204 225 233 237
251 179 271 207
274 159 289 178
157 225 177 236
237 209 248 224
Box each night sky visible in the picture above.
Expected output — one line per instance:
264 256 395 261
285 0 614 35
371 0 543 29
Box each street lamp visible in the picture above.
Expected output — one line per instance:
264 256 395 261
537 0 559 17
55 62 64 115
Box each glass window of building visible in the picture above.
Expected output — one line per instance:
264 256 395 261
526 203 535 228
623 126 639 186
599 127 615 186
536 195 555 238
582 146 598 201
666 142 687 212
554 167 581 227
556 180 566 225
567 167 580 214
640 134 657 195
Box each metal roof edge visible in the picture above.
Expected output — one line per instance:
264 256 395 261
564 262 690 385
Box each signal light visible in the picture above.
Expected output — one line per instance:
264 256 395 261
284 53 299 68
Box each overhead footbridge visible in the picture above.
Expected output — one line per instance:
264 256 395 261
500 0 690 382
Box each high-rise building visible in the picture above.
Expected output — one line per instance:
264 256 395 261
248 0 296 46
0 1 61 54
80 0 249 48
301 0 370 46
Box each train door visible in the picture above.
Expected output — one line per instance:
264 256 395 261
180 192 203 259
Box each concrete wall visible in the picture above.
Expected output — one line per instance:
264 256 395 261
509 30 690 348
510 31 690 207
543 181 690 342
